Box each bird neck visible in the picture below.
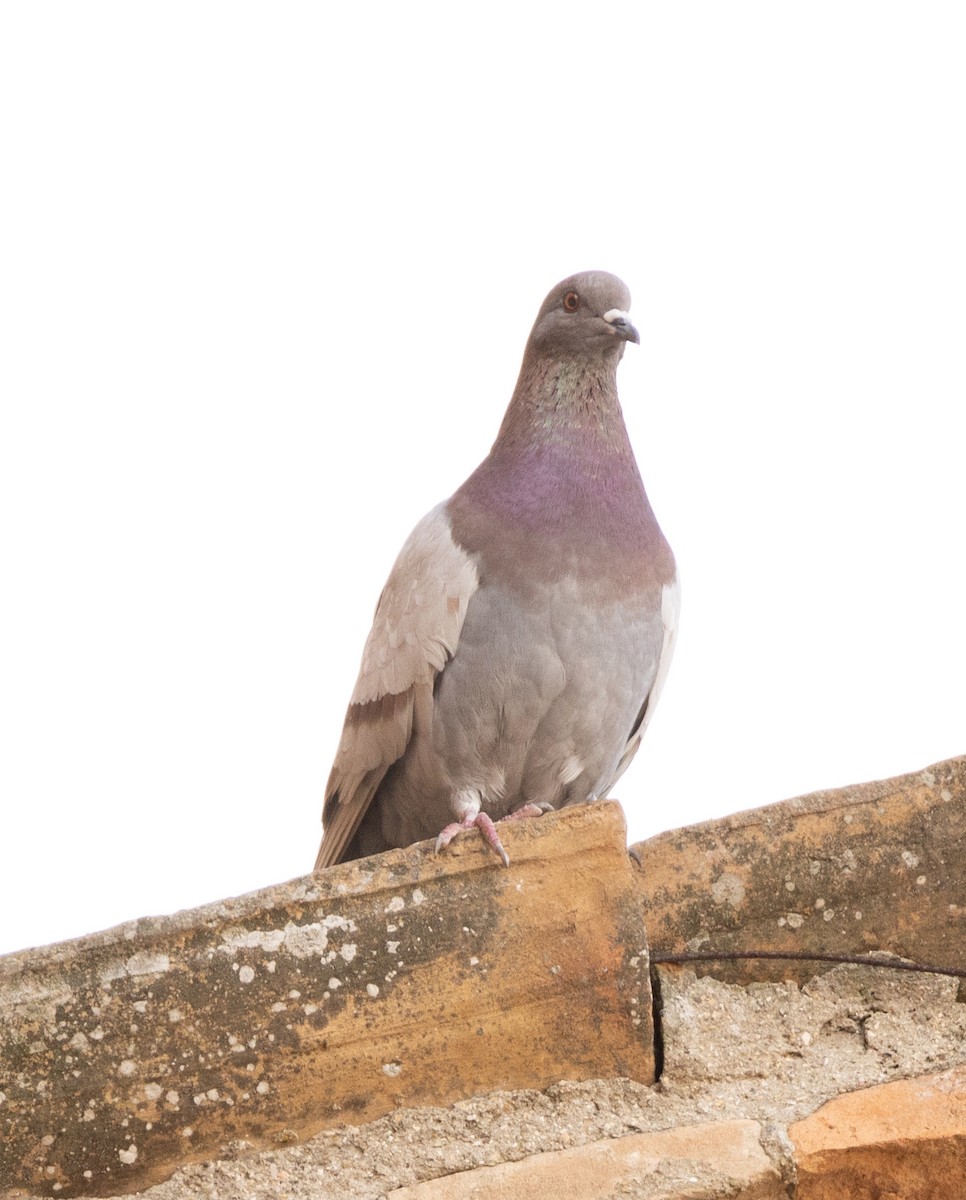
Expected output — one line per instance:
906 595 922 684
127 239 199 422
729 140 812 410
454 349 651 538
449 350 664 584
494 352 634 460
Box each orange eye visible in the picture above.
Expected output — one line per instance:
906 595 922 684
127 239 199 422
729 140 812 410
563 290 580 313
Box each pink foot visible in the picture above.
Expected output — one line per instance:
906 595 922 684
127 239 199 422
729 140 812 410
502 802 553 822
435 811 510 868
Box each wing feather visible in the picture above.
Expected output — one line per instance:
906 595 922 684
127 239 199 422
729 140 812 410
314 505 479 869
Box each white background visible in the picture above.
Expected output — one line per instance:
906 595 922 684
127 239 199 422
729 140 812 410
2 4 964 956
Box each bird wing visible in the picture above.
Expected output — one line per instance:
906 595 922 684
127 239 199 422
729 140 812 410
608 576 680 791
314 504 480 869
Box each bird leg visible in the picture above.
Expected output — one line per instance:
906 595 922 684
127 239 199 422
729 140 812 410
435 811 510 868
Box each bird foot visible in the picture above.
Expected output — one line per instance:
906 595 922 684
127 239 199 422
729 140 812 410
435 811 510 868
502 802 553 821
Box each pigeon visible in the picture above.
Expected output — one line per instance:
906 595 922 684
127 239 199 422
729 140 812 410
315 270 678 871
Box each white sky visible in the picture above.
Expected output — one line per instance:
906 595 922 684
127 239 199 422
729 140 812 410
2 5 964 957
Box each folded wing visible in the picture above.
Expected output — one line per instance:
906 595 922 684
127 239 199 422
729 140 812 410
315 504 480 868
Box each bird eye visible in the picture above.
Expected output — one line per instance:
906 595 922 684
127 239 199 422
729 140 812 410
563 290 580 313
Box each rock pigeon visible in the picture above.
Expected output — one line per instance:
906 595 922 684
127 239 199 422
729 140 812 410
315 270 677 870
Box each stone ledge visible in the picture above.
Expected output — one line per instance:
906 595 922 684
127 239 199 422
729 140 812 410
0 802 651 1198
634 755 966 984
56 961 966 1200
4 755 966 1199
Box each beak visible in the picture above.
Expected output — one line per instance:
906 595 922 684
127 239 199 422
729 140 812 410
602 308 640 344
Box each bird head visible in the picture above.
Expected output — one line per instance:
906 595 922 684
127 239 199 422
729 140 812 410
527 271 640 362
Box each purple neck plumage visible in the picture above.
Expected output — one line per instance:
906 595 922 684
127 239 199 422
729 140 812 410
452 348 658 553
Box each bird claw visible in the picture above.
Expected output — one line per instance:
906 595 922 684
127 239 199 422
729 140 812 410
434 811 510 868
503 802 552 821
